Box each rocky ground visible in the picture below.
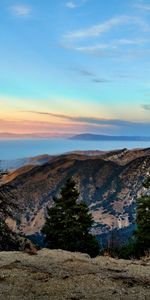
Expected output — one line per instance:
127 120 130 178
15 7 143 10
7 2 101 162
0 249 149 300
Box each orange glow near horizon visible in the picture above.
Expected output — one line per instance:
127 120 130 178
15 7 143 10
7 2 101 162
0 95 149 137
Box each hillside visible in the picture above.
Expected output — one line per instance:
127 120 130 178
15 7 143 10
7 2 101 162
0 185 35 251
0 154 52 172
0 249 149 300
0 148 150 246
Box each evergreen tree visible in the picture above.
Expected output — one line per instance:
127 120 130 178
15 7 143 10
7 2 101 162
42 178 99 257
135 178 150 256
121 177 150 259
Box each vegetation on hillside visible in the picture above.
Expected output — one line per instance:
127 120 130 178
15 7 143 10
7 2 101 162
117 177 150 259
42 178 99 257
134 179 150 256
0 184 38 252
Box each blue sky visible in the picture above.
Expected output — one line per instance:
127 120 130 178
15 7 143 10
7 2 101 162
0 0 150 136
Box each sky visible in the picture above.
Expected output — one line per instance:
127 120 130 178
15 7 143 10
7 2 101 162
0 0 150 137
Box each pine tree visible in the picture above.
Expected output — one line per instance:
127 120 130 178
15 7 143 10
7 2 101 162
135 178 150 256
118 177 150 259
42 178 99 257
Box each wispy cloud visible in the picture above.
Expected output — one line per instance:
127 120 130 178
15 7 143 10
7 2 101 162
10 4 32 17
62 43 113 56
71 67 111 83
116 38 148 46
61 43 120 57
92 78 110 83
61 40 150 58
142 104 150 111
62 15 150 59
1 112 150 136
134 2 150 11
24 110 150 128
71 67 94 77
0 118 85 135
65 0 87 9
64 16 149 40
65 2 77 9
64 16 125 39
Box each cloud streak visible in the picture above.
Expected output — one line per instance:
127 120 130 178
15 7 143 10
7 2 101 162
71 67 95 77
65 0 88 9
142 104 150 111
0 118 86 135
10 4 32 17
61 42 150 58
62 15 150 59
66 2 77 9
134 2 150 11
92 78 110 83
71 67 111 83
24 110 150 128
64 16 149 40
1 111 150 137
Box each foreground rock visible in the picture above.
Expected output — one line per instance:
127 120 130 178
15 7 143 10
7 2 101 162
0 249 149 300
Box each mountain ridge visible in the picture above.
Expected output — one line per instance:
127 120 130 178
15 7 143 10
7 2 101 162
70 133 150 141
1 147 150 247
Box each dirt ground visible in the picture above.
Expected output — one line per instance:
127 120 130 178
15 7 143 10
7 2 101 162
0 249 149 300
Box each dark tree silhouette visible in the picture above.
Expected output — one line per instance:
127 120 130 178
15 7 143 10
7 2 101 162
135 177 150 256
42 178 99 257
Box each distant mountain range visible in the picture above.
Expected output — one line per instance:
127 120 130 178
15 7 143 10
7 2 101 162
1 147 150 247
70 133 150 141
1 132 150 141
